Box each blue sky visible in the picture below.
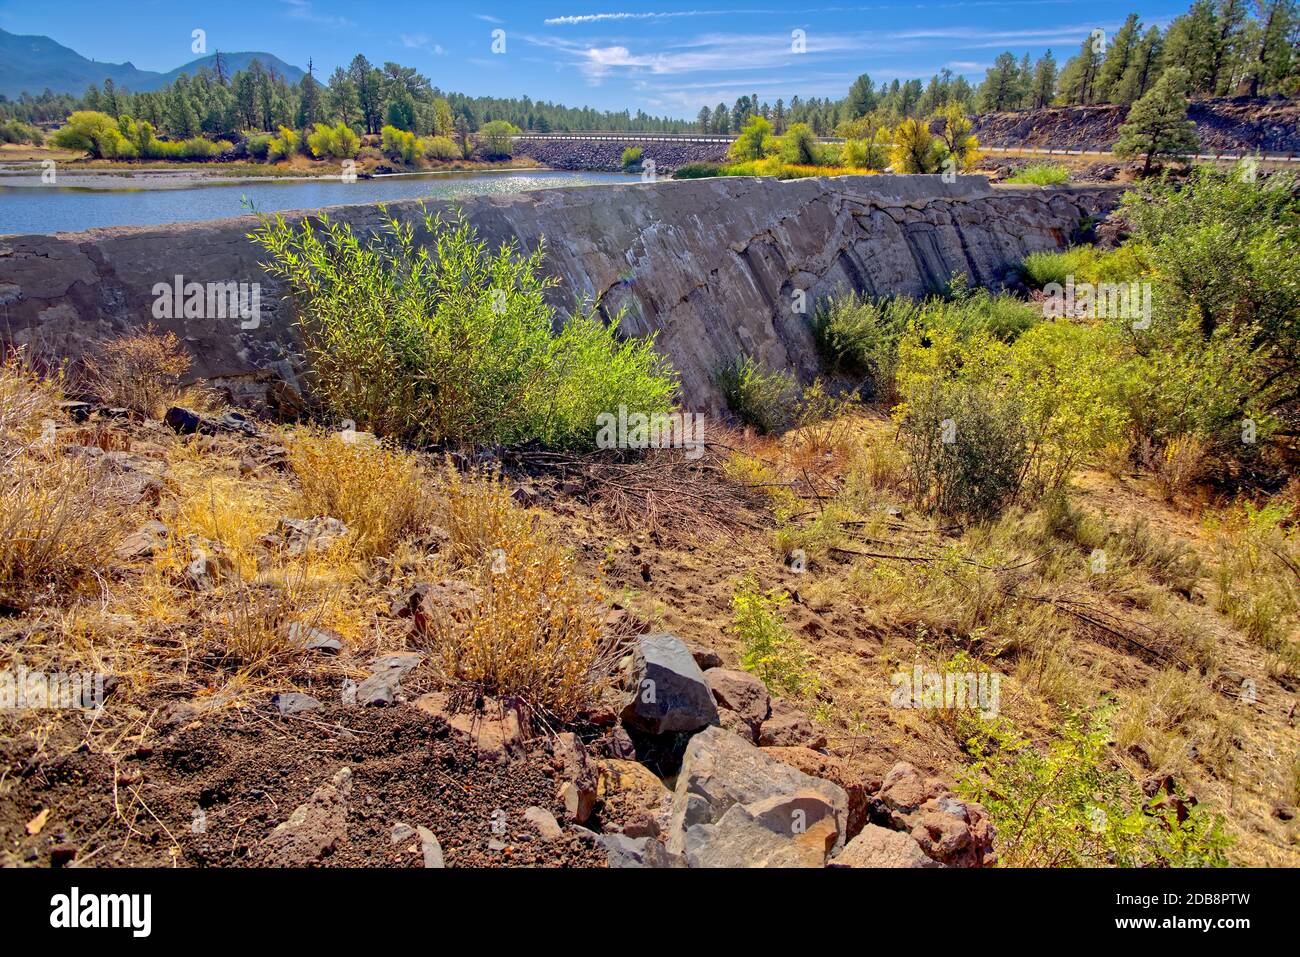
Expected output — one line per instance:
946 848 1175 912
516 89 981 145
1 1 1187 117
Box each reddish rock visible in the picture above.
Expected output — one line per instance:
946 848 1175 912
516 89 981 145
832 824 941 868
704 668 771 728
758 698 827 750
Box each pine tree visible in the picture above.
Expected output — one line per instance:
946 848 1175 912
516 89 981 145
846 73 877 117
1236 0 1300 95
1097 14 1141 102
349 54 384 134
1209 0 1250 94
1114 26 1164 103
713 102 729 134
1114 67 1200 173
296 61 323 129
1014 53 1033 107
101 79 122 118
1058 32 1106 103
979 52 1023 111
1163 0 1222 94
1031 50 1059 107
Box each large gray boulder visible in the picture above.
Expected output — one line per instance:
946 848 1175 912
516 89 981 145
667 726 848 867
680 790 842 868
620 633 719 734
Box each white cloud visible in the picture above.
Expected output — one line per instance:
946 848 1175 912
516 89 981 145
280 0 355 30
524 29 885 84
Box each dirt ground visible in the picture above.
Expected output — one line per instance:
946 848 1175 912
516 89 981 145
0 406 1295 868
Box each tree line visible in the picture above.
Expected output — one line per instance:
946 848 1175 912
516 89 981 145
0 51 694 137
712 0 1297 136
1 0 1294 139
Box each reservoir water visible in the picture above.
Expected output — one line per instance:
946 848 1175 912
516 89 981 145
0 169 639 235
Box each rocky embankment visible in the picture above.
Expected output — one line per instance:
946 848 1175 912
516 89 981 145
972 95 1300 154
512 137 727 173
0 175 1121 412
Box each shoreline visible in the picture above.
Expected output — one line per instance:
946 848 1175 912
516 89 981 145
0 163 560 192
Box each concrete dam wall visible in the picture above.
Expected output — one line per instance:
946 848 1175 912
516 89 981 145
0 175 1120 411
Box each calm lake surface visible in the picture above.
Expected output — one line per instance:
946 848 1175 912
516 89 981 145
0 169 639 235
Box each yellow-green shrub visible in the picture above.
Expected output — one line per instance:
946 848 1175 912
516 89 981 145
307 122 359 159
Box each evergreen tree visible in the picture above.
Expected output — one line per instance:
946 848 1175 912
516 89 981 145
326 68 359 128
1014 53 1033 107
349 54 384 134
1114 66 1200 173
1031 50 1059 107
846 73 877 117
1114 26 1164 103
1058 32 1106 103
713 101 729 133
1163 0 1223 94
386 90 416 131
1209 0 1250 93
296 62 324 130
1096 14 1141 102
979 52 1023 110
1236 0 1300 95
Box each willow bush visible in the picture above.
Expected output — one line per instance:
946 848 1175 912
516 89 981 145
251 206 678 448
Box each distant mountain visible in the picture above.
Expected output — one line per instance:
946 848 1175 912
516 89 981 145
145 52 306 92
0 29 305 98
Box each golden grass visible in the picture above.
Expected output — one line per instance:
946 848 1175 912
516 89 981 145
423 481 614 720
0 351 63 449
1152 434 1209 502
204 567 340 672
287 429 435 559
164 443 284 578
1207 502 1299 674
0 450 135 599
434 461 532 568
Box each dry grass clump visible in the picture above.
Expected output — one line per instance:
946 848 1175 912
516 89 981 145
1207 501 1299 671
206 568 341 672
435 461 531 568
0 359 134 600
80 327 196 417
433 538 613 721
287 429 435 558
164 444 284 578
423 472 615 719
1114 667 1216 772
842 433 907 504
0 350 62 451
0 455 135 598
1151 434 1209 503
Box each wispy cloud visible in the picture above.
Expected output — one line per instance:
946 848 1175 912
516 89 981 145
523 29 886 84
280 0 355 30
544 2 1090 25
401 33 446 55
